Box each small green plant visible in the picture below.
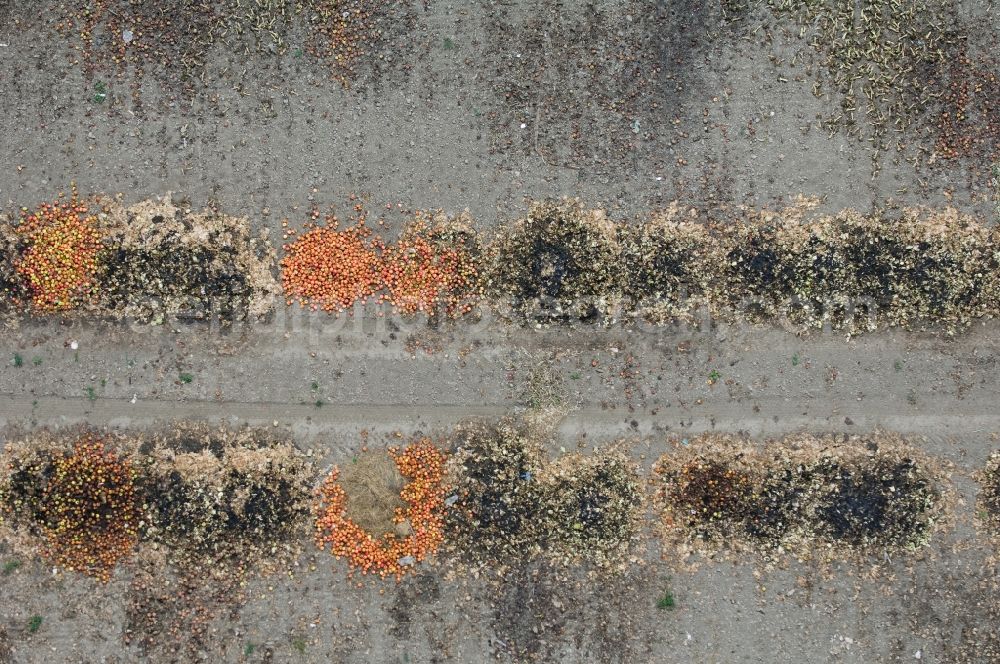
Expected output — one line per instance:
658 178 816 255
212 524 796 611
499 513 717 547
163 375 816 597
2 560 21 575
291 635 307 654
707 369 721 384
569 372 581 380
179 372 194 384
791 353 799 366
84 386 96 402
314 399 324 408
906 390 918 406
443 37 455 50
893 359 903 372
93 81 107 103
28 615 43 633
310 381 319 391
656 592 676 610
293 47 304 58
32 356 42 366
244 642 257 657
12 353 23 367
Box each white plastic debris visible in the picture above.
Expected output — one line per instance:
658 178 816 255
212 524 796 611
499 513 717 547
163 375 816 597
397 555 415 566
122 29 134 44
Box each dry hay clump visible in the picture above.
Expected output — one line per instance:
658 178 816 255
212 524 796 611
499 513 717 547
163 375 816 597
655 433 947 561
484 200 623 324
335 451 410 538
444 419 641 573
619 202 713 323
710 200 1000 334
977 454 1000 541
98 194 278 324
0 431 141 581
137 424 314 568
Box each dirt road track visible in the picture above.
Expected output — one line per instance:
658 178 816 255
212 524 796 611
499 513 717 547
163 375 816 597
4 393 998 442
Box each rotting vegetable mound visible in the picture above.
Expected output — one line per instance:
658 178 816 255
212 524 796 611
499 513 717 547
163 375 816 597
0 191 278 324
99 194 278 323
137 424 314 568
484 200 623 323
1 431 141 581
314 440 448 579
979 454 1000 541
655 433 947 559
444 419 642 573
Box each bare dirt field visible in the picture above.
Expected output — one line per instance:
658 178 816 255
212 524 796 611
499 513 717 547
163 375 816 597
1 0 1000 662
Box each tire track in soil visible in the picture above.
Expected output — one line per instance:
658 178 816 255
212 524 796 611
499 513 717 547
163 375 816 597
3 393 999 442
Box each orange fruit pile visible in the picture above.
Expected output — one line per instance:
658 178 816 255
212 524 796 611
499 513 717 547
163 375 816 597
39 436 140 581
314 440 448 580
280 220 383 313
15 194 103 312
380 218 479 317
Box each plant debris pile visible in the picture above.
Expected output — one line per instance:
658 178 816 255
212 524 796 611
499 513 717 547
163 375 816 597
484 200 622 323
445 420 548 569
0 191 278 323
979 454 1000 539
661 456 756 542
620 203 711 322
809 454 938 549
710 200 998 333
538 449 642 569
656 434 944 557
445 419 641 571
315 440 448 579
99 195 278 323
1 433 140 581
138 424 314 567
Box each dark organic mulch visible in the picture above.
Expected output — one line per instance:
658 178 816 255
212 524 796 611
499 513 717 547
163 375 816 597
619 206 711 322
661 457 756 542
538 450 643 568
0 228 27 314
445 420 642 571
808 455 938 549
445 420 547 569
136 425 315 566
656 434 946 558
100 242 254 323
